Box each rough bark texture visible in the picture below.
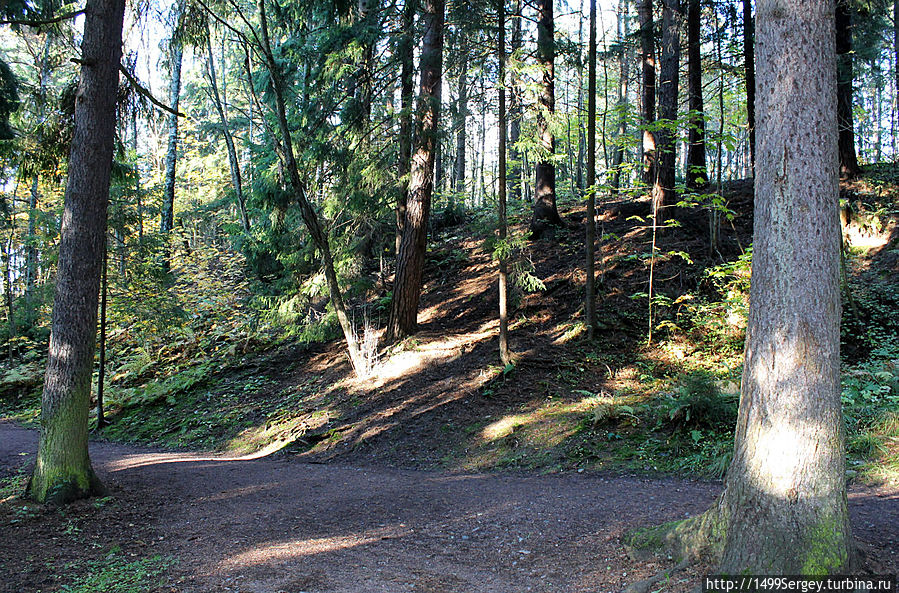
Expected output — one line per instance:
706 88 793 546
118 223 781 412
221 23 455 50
638 0 656 187
654 0 681 219
836 0 860 179
743 0 755 172
686 0 707 192
585 0 597 338
396 0 416 256
387 0 444 341
530 0 563 236
28 0 125 505
719 0 852 572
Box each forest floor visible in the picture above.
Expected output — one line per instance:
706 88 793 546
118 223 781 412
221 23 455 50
1 170 898 591
2 421 898 593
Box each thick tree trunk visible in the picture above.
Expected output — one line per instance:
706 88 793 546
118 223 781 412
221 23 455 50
719 0 851 571
396 0 416 256
497 0 511 366
258 0 366 374
743 0 755 172
654 0 681 219
638 0 657 187
387 0 444 341
530 0 563 235
686 0 707 192
836 0 860 178
28 0 124 505
509 0 523 203
610 0 629 197
206 25 250 233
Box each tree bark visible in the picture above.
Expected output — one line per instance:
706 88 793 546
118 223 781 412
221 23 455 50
836 0 860 178
509 0 523 203
452 43 468 200
96 243 108 428
396 0 416 256
206 24 251 233
28 0 124 505
161 0 184 268
497 0 511 365
638 0 657 187
257 0 366 374
686 0 707 192
743 0 755 172
654 0 681 219
610 0 629 197
585 0 597 338
719 0 852 571
387 0 444 341
530 0 563 235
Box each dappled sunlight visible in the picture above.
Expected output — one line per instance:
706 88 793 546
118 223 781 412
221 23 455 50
104 446 288 472
479 396 600 447
220 526 409 569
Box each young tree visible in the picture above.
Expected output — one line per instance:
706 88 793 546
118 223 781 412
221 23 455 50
743 0 755 171
396 0 416 255
497 0 511 365
508 0 523 203
530 0 563 236
28 0 125 504
387 0 445 340
161 0 185 256
609 0 629 197
585 0 597 337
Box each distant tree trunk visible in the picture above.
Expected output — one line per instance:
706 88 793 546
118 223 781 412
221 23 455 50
206 24 250 233
575 6 585 195
686 0 708 192
743 0 755 172
396 0 416 256
2 235 15 359
497 0 511 365
387 0 444 341
610 0 630 196
836 0 860 178
638 0 657 187
895 0 898 156
585 0 597 338
132 108 143 240
257 0 365 374
654 0 682 219
453 45 468 201
161 1 184 267
509 0 523 202
531 0 563 235
28 0 125 505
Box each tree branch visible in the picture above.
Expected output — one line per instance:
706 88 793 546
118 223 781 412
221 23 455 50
117 64 184 118
0 9 85 27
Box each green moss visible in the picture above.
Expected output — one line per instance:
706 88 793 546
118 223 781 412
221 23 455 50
800 516 850 575
624 506 727 562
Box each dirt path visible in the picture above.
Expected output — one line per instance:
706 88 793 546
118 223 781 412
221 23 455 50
1 422 896 593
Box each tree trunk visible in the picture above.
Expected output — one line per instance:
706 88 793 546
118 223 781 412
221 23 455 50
161 1 184 267
610 0 629 196
2 235 15 360
654 0 681 219
638 0 657 187
497 0 511 365
206 25 250 233
585 0 597 338
686 0 707 192
743 0 755 172
453 45 468 200
257 0 366 374
387 0 444 341
28 0 124 505
719 0 852 571
530 0 563 235
509 0 523 203
836 0 860 178
396 0 416 256
96 243 108 428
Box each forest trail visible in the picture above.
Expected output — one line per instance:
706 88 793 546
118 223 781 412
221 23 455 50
2 421 897 593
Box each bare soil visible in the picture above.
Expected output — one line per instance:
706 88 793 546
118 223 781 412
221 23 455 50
2 422 897 593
